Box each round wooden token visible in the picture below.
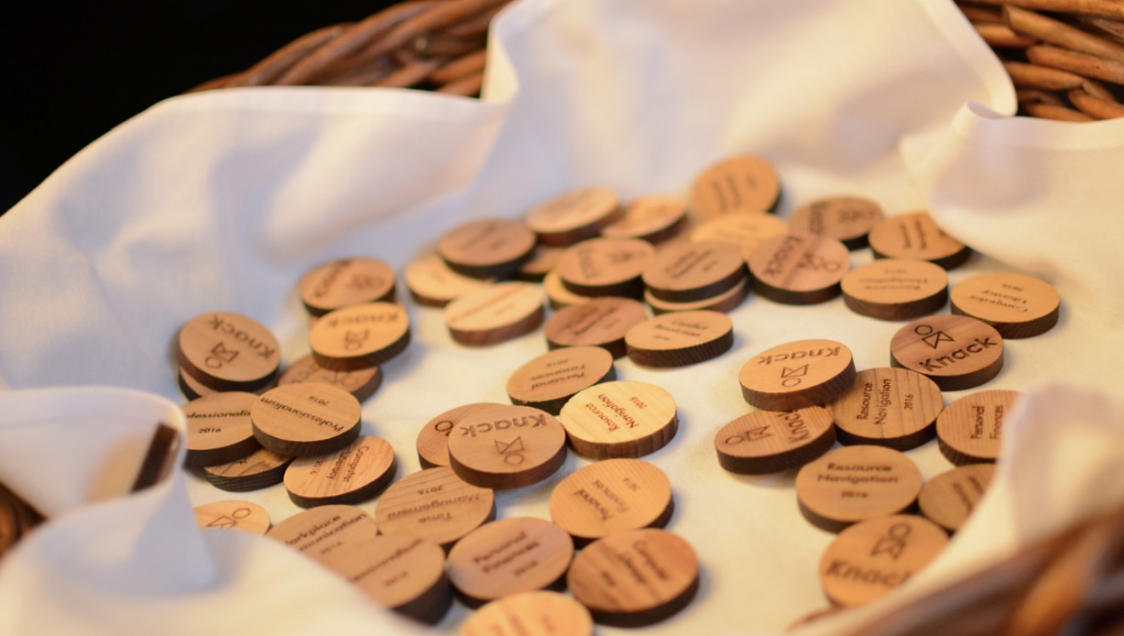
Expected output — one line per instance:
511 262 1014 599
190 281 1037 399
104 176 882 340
748 233 851 305
277 354 382 402
177 366 274 400
868 211 971 270
918 463 996 532
841 259 949 321
461 591 594 636
739 339 856 411
935 390 1021 465
513 245 565 282
506 346 616 415
554 238 655 298
795 445 923 532
417 403 498 469
818 515 949 607
374 466 496 550
950 272 1060 339
327 533 452 623
182 392 261 467
788 196 884 250
543 270 593 310
446 404 568 489
642 241 748 303
203 447 293 492
714 406 836 474
889 315 1004 391
444 282 545 346
251 383 362 457
625 310 734 368
298 257 396 316
558 381 678 459
601 195 688 244
193 500 272 535
827 368 944 451
267 505 379 561
690 212 788 259
645 277 750 315
689 155 781 220
404 251 494 308
524 187 621 246
284 435 397 507
437 219 537 279
567 528 699 627
177 312 281 391
308 302 410 371
548 458 673 545
543 297 648 359
447 517 574 605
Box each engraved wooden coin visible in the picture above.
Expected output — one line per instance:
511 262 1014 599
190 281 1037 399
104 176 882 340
524 186 621 246
182 392 260 467
918 463 996 533
818 515 949 607
193 500 271 535
738 339 856 411
506 346 616 415
795 445 923 532
177 312 281 391
514 245 565 282
267 505 379 561
251 383 362 457
177 366 272 400
309 302 410 371
323 533 452 623
447 517 574 605
554 238 655 298
543 270 593 310
645 277 750 315
444 282 545 346
625 310 734 368
298 257 396 316
567 528 699 627
950 272 1060 338
277 354 381 402
788 196 883 249
714 406 836 474
601 195 687 244
869 211 971 270
437 219 537 279
689 155 781 220
203 447 293 492
374 466 495 550
284 435 397 507
446 404 567 489
404 251 493 308
461 591 594 636
548 458 673 544
936 390 1021 465
890 315 1004 391
690 212 788 259
748 233 851 305
642 241 747 303
841 259 949 321
543 296 647 359
558 381 678 459
827 368 944 451
416 403 498 469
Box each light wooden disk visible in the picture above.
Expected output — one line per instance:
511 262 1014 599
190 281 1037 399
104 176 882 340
284 435 397 507
446 404 568 489
819 515 949 607
567 528 699 627
554 238 655 298
690 212 788 259
177 366 273 400
507 346 616 415
714 406 836 474
374 466 496 550
935 390 1022 465
416 403 498 469
689 155 781 220
645 277 750 315
203 447 293 492
193 500 271 535
404 251 493 308
950 272 1060 338
461 591 594 636
298 257 396 316
177 312 281 391
788 196 883 249
549 458 673 544
827 368 944 451
182 392 260 467
524 187 621 246
868 212 971 270
543 270 594 310
447 517 574 605
918 463 996 532
444 282 545 346
308 302 410 371
437 219 537 279
324 533 452 623
558 381 678 459
795 445 923 532
514 245 565 282
543 296 648 359
748 233 851 305
642 241 747 303
277 354 382 402
890 315 1004 391
251 383 362 457
841 259 949 321
601 195 688 244
625 310 734 368
267 505 380 561
739 339 856 411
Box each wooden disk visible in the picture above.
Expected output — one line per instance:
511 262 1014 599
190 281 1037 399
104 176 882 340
950 272 1061 338
308 302 410 371
625 310 734 368
554 238 655 298
267 505 380 561
739 339 856 411
298 257 396 316
461 591 594 636
437 219 537 279
444 282 545 347
446 404 568 489
513 245 565 282
177 312 281 391
827 368 944 451
690 212 788 259
543 297 648 359
642 241 747 303
548 458 673 544
601 195 688 244
818 515 949 607
283 435 397 507
524 187 621 246
935 390 1022 465
714 406 837 474
374 466 496 550
748 233 851 305
447 517 574 605
918 463 996 532
416 403 498 469
889 315 1004 391
506 346 616 415
558 381 678 459
788 196 884 250
251 383 362 457
567 528 699 627
795 445 923 532
645 277 750 315
277 354 382 403
841 259 949 321
182 392 261 467
177 366 273 400
404 251 494 308
543 270 594 310
689 155 781 220
193 500 272 535
868 212 971 270
203 447 293 492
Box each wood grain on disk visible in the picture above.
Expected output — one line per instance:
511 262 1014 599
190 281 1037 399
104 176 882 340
738 339 856 411
795 445 923 532
506 346 616 415
689 155 781 220
714 406 836 474
567 528 699 627
513 245 565 282
554 238 655 298
444 282 545 346
841 259 949 321
601 195 687 244
324 533 452 623
177 366 273 400
308 302 410 371
548 458 673 544
193 500 271 535
918 463 996 533
447 517 574 605
374 466 495 550
935 390 1022 465
558 381 678 459
624 310 734 368
787 196 883 249
950 272 1060 338
266 505 379 561
250 383 362 457
203 447 293 492
298 257 396 316
437 219 537 279
283 435 397 507
446 404 567 489
748 233 851 305
827 367 944 451
461 591 594 636
524 187 621 246
890 315 1004 391
642 241 747 302
416 403 499 469
690 212 788 259
404 251 493 308
543 296 647 359
277 354 381 402
182 392 260 467
543 270 594 310
868 211 971 270
177 312 281 391
645 277 750 315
